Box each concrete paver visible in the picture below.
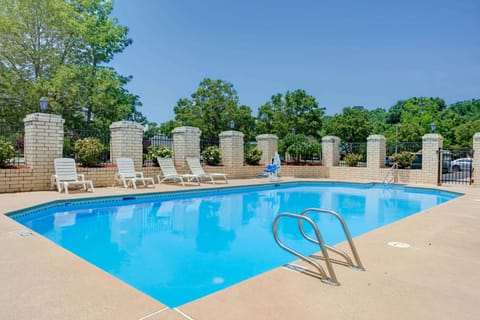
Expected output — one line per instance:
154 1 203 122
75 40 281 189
1 180 479 320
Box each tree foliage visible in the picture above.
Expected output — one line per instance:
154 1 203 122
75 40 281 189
257 89 324 139
322 106 372 142
0 0 141 131
173 78 255 139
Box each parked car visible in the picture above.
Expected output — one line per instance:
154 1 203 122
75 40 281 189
449 158 473 172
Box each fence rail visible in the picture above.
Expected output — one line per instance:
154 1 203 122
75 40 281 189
338 142 367 167
64 130 111 164
0 125 25 166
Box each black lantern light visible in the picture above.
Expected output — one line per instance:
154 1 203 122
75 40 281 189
430 123 436 133
39 96 48 112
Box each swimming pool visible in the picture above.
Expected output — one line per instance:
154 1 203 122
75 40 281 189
8 182 460 307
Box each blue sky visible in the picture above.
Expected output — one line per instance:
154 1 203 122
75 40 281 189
111 0 480 124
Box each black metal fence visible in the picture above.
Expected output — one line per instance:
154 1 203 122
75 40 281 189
0 125 25 166
64 130 111 164
386 141 422 156
440 148 474 185
143 135 174 165
200 137 220 163
338 142 367 167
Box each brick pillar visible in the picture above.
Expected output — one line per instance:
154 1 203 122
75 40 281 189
322 136 340 167
219 130 244 166
367 135 386 169
110 121 144 169
473 132 480 187
23 113 64 190
422 133 443 185
256 134 278 165
172 126 201 167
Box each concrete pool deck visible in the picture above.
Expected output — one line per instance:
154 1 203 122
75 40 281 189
1 178 479 320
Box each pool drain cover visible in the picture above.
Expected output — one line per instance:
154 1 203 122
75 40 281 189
387 241 410 248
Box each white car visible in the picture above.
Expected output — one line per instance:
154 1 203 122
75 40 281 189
449 158 473 172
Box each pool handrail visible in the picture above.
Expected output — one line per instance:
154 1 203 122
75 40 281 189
272 208 365 286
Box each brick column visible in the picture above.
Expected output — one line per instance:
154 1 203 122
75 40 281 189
172 126 201 167
220 130 244 167
23 113 64 190
422 133 443 185
473 132 480 187
256 134 278 165
322 136 340 167
367 135 386 169
110 121 144 169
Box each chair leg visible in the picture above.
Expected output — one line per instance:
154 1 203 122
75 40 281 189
64 182 69 195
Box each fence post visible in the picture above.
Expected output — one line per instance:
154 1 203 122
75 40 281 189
219 130 244 167
23 113 64 190
367 135 386 169
473 132 480 187
255 134 278 165
322 136 340 168
110 121 144 169
172 126 201 167
422 133 443 185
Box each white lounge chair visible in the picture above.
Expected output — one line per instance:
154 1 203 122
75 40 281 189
115 157 155 189
53 158 94 194
186 157 228 184
157 157 200 186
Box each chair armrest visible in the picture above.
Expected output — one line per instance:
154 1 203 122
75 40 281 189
77 174 86 181
136 172 144 179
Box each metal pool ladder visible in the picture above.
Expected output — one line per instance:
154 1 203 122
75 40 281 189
383 162 398 185
272 208 365 286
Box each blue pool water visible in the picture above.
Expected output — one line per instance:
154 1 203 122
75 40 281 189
9 182 460 307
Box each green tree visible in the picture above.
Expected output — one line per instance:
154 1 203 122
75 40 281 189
257 89 324 139
0 0 140 130
322 106 372 142
173 78 254 139
454 120 480 148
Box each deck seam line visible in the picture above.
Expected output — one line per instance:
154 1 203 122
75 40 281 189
174 307 195 320
137 307 169 320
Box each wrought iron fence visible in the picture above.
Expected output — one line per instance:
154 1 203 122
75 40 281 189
386 141 422 156
338 142 367 167
200 137 220 163
0 125 25 166
143 135 174 165
64 130 111 164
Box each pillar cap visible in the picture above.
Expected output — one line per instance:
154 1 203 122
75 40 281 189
172 126 201 134
110 121 144 130
422 133 443 141
23 113 64 124
367 134 386 141
256 134 278 141
219 130 244 138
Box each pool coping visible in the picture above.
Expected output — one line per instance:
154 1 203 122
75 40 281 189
1 178 479 320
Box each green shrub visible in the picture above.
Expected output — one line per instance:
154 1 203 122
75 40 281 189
390 151 416 169
203 146 222 165
245 146 262 165
148 145 173 166
74 137 105 167
344 153 363 167
0 141 15 168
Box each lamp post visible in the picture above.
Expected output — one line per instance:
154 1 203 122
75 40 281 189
430 123 436 133
230 120 235 130
39 96 48 112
